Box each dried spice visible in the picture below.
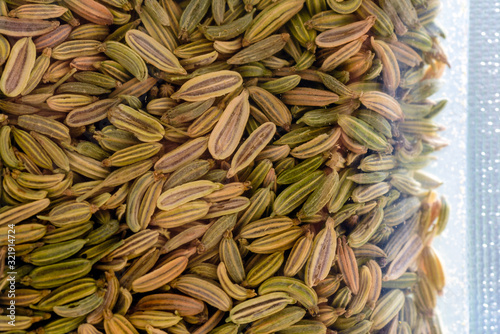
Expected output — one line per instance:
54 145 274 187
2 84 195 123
0 0 449 333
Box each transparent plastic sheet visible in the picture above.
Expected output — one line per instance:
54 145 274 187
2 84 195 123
466 1 500 333
429 0 500 333
426 0 470 332
424 0 500 333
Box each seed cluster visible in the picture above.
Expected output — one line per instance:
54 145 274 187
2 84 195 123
0 0 449 333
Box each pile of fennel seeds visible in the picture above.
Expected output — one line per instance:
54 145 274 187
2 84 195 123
0 0 450 333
